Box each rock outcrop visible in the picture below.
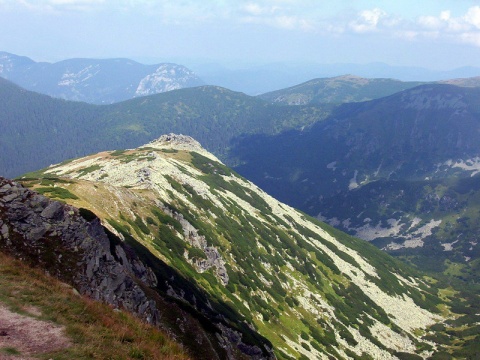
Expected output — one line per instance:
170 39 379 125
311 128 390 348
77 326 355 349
0 176 159 324
160 203 229 285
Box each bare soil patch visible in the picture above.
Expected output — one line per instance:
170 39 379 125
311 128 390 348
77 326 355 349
0 303 70 359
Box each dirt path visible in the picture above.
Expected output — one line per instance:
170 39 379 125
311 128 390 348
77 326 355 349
0 303 70 359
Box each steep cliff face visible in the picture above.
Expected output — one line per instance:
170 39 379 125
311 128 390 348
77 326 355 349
0 176 159 321
0 177 274 360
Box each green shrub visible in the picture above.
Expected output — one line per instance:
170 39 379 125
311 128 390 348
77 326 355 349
77 164 102 176
36 187 79 200
188 247 206 259
146 216 156 225
395 352 423 360
157 225 184 256
134 216 150 235
301 342 310 351
151 208 183 232
110 150 126 156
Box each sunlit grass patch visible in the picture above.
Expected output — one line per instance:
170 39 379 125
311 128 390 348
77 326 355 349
0 252 191 360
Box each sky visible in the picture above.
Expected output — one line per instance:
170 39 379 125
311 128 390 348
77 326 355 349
1 0 480 70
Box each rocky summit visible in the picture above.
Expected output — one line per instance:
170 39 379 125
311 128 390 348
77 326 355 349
13 134 470 359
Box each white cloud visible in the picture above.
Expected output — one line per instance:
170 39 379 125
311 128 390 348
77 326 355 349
242 3 282 16
274 15 296 29
349 8 387 33
239 1 314 31
417 10 469 32
4 0 480 49
413 6 480 46
241 14 314 31
440 10 450 21
418 15 443 30
361 8 386 26
244 3 264 16
464 5 480 29
349 5 480 48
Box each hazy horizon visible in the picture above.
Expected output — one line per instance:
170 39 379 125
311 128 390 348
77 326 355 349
1 0 480 72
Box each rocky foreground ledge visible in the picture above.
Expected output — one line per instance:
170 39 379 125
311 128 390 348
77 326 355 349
0 177 274 360
0 176 160 323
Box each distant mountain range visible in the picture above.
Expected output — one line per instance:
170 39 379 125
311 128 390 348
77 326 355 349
0 51 204 104
259 74 480 106
193 61 480 95
3 52 480 99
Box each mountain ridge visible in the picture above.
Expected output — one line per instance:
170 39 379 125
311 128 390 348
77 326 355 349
258 75 424 105
0 78 329 178
17 134 474 359
231 83 480 284
192 61 480 95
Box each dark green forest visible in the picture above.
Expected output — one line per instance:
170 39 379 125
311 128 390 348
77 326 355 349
0 78 331 178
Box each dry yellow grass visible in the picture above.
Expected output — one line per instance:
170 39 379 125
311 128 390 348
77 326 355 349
0 251 191 360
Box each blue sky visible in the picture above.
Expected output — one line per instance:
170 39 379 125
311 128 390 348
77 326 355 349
1 0 480 70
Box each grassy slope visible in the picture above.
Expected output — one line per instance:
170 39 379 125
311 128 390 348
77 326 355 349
20 145 472 360
16 172 480 359
0 251 191 360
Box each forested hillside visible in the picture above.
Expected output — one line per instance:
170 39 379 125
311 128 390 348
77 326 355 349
0 78 331 178
231 84 480 285
0 78 102 177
